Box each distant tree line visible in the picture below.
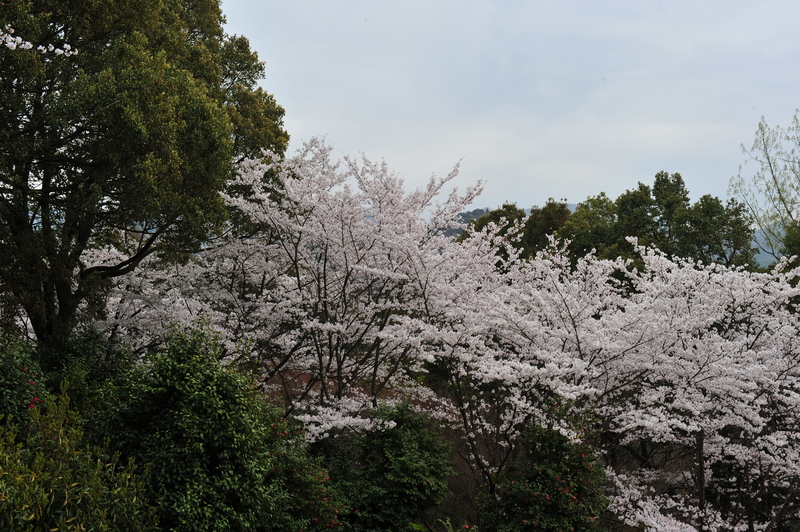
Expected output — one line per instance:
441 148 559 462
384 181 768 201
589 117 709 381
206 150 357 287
463 171 758 269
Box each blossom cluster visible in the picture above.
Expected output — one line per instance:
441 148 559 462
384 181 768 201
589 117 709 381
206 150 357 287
1 25 77 55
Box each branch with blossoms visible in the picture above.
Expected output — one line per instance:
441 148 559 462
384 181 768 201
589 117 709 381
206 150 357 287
1 24 76 55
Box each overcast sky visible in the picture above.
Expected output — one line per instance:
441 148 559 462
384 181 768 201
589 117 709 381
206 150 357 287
220 0 800 211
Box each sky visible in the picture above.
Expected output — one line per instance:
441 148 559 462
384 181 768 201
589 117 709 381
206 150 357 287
220 0 800 211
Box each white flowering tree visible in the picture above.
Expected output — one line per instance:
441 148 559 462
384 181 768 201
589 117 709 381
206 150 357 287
100 138 494 434
504 246 800 531
95 139 800 531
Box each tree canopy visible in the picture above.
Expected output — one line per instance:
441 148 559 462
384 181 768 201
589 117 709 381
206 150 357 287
0 0 288 342
555 172 756 267
462 172 756 269
462 199 571 260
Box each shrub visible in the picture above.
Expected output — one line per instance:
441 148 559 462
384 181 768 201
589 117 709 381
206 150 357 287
0 338 47 435
313 403 453 532
478 424 608 532
37 325 135 411
0 393 158 531
87 329 341 532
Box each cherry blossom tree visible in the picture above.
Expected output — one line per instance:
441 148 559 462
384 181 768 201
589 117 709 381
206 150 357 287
503 245 800 531
94 139 800 531
99 138 493 434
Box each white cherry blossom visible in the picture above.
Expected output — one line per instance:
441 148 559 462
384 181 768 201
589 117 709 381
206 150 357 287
95 139 800 531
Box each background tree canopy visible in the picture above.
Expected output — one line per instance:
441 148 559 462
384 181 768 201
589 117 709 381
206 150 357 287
0 0 288 343
465 172 757 269
560 172 756 268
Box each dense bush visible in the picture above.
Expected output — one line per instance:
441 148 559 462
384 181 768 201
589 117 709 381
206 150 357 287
0 393 158 531
312 403 453 532
0 338 47 435
478 424 608 532
87 330 342 532
37 325 136 411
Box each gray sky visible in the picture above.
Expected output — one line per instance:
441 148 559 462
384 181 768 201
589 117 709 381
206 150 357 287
220 0 800 210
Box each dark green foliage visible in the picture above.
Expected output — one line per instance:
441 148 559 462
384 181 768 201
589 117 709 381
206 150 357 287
313 403 454 532
0 393 158 531
0 338 47 435
615 182 660 252
87 330 340 532
781 221 800 269
556 193 619 260
478 425 608 532
461 201 571 261
0 1 288 342
37 325 135 412
465 204 527 234
459 203 527 266
557 171 757 268
671 195 757 267
523 199 571 256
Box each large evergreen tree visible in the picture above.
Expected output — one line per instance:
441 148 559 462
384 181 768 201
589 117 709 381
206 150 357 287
0 0 288 342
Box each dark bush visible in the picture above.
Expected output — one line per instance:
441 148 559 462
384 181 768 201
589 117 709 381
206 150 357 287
0 338 47 435
87 329 341 532
478 424 608 532
0 393 158 531
313 402 453 532
37 325 135 411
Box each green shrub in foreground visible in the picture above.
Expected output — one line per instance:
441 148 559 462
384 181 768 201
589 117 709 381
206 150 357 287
37 325 136 412
478 424 608 532
313 402 453 532
0 393 158 531
88 329 342 532
0 337 48 438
